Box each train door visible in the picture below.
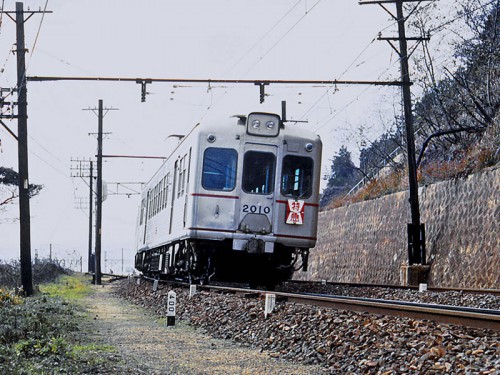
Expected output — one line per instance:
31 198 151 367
238 143 277 248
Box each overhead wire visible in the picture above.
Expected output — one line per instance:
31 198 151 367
28 133 71 171
298 36 378 121
240 0 324 79
312 57 401 133
0 0 4 37
26 0 49 69
295 1 408 124
427 0 498 34
194 0 325 127
300 0 449 133
222 0 304 77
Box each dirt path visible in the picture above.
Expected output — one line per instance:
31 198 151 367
80 284 326 374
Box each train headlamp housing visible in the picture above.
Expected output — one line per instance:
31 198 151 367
246 112 280 137
251 119 261 129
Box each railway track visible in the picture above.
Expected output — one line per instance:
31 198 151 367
282 279 500 296
196 283 500 331
138 276 500 330
125 275 499 373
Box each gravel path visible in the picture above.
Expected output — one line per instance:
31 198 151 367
82 284 326 374
118 279 500 374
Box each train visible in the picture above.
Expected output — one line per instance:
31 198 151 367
134 111 322 286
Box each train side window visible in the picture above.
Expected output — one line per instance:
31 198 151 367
242 151 276 195
202 147 237 191
178 155 187 197
147 190 152 219
140 198 146 225
281 155 313 198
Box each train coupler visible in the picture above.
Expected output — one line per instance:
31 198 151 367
300 248 309 272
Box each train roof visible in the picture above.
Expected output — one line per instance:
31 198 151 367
189 114 321 140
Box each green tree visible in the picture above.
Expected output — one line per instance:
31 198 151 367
320 146 362 207
0 167 42 208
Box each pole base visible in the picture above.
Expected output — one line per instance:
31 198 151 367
400 264 430 287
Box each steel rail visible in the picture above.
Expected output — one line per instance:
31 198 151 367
198 284 500 331
284 280 500 296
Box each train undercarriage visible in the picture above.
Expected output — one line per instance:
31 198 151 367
135 239 309 287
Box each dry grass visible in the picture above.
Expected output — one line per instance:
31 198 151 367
324 145 499 211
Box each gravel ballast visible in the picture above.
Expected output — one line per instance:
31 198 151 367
117 279 499 374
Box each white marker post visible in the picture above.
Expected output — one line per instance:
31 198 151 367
264 293 276 318
189 284 197 298
166 291 176 326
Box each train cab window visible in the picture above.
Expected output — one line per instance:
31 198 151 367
281 155 313 198
202 147 237 191
242 151 276 195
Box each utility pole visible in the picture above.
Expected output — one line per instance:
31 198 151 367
394 0 426 267
16 2 32 296
0 3 52 296
84 100 118 285
88 161 93 273
95 100 104 285
360 0 430 275
70 158 94 272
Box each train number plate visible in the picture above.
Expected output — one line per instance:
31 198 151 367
242 204 271 214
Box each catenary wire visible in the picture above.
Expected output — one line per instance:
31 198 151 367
26 0 49 69
222 0 304 77
240 0 324 79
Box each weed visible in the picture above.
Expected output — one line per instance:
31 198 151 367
0 276 127 373
72 343 116 354
40 274 92 300
0 288 24 305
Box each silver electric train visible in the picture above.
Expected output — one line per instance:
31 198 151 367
134 112 322 286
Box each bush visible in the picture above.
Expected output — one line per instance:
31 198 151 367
0 259 71 289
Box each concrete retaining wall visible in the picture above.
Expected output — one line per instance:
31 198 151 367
297 166 499 289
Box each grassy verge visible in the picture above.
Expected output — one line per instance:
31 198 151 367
0 274 125 374
39 273 92 300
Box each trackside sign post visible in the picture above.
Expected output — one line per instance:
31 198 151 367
166 291 176 326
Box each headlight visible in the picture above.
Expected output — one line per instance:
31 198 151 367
246 113 280 137
251 119 261 128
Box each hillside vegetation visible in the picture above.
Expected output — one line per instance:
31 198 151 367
321 1 499 209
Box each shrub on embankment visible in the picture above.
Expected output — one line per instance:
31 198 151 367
0 274 122 374
0 258 71 289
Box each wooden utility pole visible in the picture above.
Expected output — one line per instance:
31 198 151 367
15 2 32 296
394 0 426 266
95 100 103 285
360 0 430 267
88 161 94 273
70 158 95 272
84 101 118 285
0 3 52 296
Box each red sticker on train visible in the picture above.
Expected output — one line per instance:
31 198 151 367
286 199 304 225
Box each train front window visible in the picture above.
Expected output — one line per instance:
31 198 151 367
281 155 313 198
242 151 276 195
202 147 237 191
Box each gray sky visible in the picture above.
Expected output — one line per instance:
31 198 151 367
0 0 458 267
